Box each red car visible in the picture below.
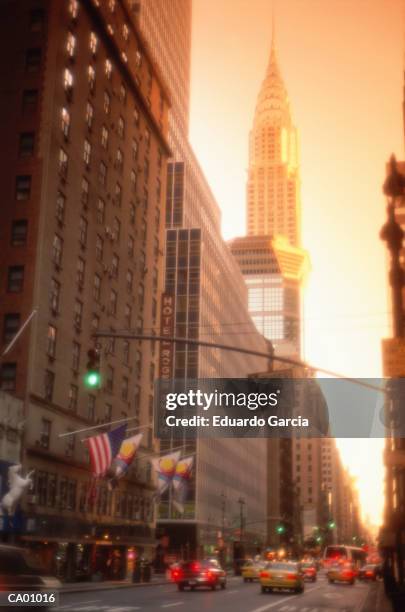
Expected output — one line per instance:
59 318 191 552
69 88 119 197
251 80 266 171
171 559 227 591
301 562 317 582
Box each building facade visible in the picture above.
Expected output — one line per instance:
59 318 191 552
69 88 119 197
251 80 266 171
135 0 271 559
0 0 170 580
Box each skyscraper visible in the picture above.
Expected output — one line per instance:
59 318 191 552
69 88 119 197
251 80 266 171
246 33 300 247
134 0 270 557
0 0 170 578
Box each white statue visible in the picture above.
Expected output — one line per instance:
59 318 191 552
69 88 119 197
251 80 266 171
0 464 34 515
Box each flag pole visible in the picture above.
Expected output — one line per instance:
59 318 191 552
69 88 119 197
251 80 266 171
58 418 151 438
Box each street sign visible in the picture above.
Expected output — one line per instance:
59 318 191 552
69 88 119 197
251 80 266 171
382 338 405 377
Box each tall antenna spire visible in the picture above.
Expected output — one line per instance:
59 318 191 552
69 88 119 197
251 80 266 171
271 2 276 57
403 0 405 153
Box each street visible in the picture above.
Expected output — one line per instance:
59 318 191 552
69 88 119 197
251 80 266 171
58 572 375 612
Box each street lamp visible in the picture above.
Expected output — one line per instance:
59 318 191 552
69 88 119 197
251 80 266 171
381 154 405 338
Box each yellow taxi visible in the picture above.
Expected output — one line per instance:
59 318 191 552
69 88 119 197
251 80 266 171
327 562 356 585
241 560 265 582
259 561 304 594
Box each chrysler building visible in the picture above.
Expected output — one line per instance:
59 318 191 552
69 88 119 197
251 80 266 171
246 32 300 247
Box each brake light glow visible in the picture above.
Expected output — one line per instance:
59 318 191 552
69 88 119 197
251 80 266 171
260 571 270 578
286 573 298 580
192 562 200 573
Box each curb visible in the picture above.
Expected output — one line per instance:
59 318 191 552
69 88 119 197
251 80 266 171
60 580 169 595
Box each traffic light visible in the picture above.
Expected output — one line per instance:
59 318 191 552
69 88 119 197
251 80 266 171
84 348 101 388
328 520 336 530
276 523 286 535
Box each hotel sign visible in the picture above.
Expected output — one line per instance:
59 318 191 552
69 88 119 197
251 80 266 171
382 338 405 378
159 293 175 380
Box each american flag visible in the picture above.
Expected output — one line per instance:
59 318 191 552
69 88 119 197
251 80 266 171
85 424 127 476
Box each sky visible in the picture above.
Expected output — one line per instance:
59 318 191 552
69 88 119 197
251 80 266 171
188 0 405 526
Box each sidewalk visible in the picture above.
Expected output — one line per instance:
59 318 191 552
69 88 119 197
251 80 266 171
361 581 393 612
60 575 169 595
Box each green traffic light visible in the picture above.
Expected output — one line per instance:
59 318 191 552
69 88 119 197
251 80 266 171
276 524 285 534
328 521 336 529
84 371 101 388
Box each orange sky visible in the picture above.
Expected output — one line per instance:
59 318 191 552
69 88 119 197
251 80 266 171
189 0 405 525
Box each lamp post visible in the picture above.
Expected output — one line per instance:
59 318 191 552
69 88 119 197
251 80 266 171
380 154 405 609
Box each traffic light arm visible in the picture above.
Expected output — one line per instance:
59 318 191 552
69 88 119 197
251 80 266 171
92 331 384 393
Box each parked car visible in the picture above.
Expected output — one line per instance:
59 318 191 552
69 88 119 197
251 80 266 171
171 559 226 591
0 545 61 609
260 561 304 594
327 562 356 585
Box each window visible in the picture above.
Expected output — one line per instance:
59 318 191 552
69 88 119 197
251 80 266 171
138 284 144 309
128 235 134 258
3 314 20 343
105 59 112 79
30 9 45 33
72 342 80 371
135 50 142 68
91 314 99 332
122 24 129 41
59 148 68 177
111 253 119 277
85 102 94 128
0 363 17 391
96 198 105 223
153 267 158 290
56 191 65 223
144 158 149 181
130 169 137 192
109 289 117 316
101 125 109 149
93 274 101 301
50 278 60 313
109 0 116 11
122 377 128 401
123 341 130 364
116 149 123 171
44 370 54 402
126 270 133 293
16 175 31 200
79 216 87 247
119 84 126 103
89 32 98 54
83 139 91 165
133 106 139 125
7 266 24 292
66 32 76 57
68 384 78 411
69 0 79 19
19 132 35 157
124 304 132 328
104 403 112 422
26 48 41 73
103 91 110 114
77 257 85 287
114 181 122 205
129 204 135 225
144 128 150 148
81 177 89 205
88 395 96 421
11 220 28 246
63 68 73 91
40 418 51 449
88 65 95 91
61 107 70 137
117 116 124 138
52 234 63 266
65 432 75 457
22 89 38 112
113 217 120 241
106 366 114 393
74 300 83 328
47 325 57 358
99 161 107 186
95 234 103 261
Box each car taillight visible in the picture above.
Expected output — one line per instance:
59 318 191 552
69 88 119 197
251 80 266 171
206 571 214 580
286 573 298 580
172 569 182 580
192 563 200 573
260 571 270 578
366 571 372 576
